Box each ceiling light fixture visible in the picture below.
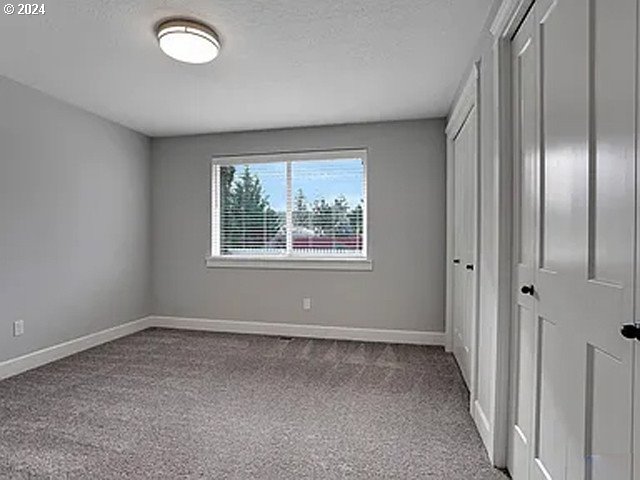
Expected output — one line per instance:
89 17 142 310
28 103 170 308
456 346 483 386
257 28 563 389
156 19 221 64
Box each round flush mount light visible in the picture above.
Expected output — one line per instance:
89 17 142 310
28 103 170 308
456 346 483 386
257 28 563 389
156 19 221 64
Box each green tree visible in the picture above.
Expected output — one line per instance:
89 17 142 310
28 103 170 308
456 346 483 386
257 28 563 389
220 165 236 193
293 188 310 228
219 166 236 250
332 195 351 238
348 203 364 236
221 166 282 252
311 198 334 235
310 194 354 239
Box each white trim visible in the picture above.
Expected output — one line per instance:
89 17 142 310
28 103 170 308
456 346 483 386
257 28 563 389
211 148 368 165
490 0 524 36
469 71 482 444
445 137 455 353
473 399 494 459
211 164 221 257
0 314 444 382
205 256 373 271
362 150 369 259
0 317 151 381
149 315 446 346
285 160 293 252
493 35 516 470
495 0 535 471
446 64 479 137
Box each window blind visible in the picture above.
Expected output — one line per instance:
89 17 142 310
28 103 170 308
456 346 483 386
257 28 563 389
211 150 367 259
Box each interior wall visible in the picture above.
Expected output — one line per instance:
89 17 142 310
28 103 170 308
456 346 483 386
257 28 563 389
151 119 446 333
0 76 152 363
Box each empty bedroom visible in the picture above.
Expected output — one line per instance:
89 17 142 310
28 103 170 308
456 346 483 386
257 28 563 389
2 0 639 479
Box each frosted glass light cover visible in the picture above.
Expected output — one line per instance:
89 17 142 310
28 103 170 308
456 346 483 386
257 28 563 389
157 21 220 64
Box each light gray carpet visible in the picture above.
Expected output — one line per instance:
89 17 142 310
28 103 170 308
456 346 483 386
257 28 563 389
0 328 508 479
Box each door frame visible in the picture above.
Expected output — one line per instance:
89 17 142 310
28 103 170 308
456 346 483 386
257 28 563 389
445 63 480 405
489 0 536 469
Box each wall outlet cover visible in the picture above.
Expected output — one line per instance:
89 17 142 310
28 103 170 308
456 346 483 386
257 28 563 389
13 319 24 337
303 298 312 311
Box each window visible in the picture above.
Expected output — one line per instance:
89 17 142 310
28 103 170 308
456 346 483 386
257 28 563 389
208 149 370 270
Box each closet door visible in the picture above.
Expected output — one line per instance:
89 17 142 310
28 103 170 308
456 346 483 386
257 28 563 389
509 0 637 478
451 104 478 387
537 0 636 477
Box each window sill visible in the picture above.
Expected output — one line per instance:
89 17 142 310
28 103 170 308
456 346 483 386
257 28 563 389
205 256 373 271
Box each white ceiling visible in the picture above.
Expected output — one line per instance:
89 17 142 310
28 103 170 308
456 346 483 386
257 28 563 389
0 0 493 137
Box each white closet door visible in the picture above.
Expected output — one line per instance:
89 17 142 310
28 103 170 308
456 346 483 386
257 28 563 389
509 0 637 478
452 105 477 387
452 129 467 382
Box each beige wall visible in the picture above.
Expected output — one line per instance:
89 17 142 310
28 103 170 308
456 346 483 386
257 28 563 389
0 76 151 362
151 119 446 333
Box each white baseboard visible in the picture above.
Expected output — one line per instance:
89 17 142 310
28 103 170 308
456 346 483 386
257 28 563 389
149 315 446 346
0 316 151 381
473 399 494 461
0 315 445 382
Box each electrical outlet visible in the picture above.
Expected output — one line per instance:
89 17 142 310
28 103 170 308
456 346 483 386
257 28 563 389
13 319 24 337
303 297 312 311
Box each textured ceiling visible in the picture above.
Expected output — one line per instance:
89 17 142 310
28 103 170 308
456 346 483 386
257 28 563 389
0 0 493 137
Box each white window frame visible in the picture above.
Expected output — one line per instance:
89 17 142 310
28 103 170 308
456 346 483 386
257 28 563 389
206 148 372 271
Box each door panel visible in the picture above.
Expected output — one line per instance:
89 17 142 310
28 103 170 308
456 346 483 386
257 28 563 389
537 0 586 276
584 345 629 480
512 304 535 476
591 0 636 286
534 316 564 480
